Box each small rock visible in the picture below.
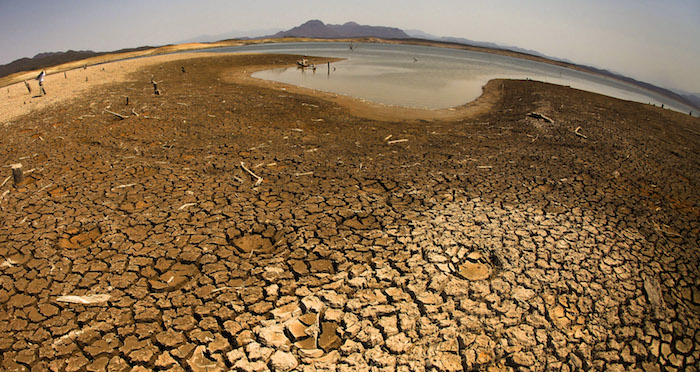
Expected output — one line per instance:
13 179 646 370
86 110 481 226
256 324 290 349
301 295 325 313
511 351 536 366
270 303 301 322
270 350 298 371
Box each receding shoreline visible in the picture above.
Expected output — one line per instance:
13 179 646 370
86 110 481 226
1 51 504 124
226 57 504 122
2 37 696 112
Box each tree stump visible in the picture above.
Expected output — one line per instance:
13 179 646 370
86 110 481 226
11 164 25 187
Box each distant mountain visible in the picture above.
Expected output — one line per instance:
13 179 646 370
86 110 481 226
176 28 284 44
270 20 409 39
0 47 152 79
680 94 700 109
0 50 98 78
405 29 575 64
577 64 700 110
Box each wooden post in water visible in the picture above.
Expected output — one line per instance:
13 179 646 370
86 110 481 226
327 62 330 75
11 164 25 187
126 96 129 105
24 81 31 93
64 71 67 79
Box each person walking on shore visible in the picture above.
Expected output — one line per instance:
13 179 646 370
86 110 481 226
36 70 46 96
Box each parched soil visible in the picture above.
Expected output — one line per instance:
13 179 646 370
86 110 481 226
0 53 698 371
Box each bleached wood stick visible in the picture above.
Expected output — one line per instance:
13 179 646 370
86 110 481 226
387 139 409 144
240 162 263 186
104 109 126 120
574 126 587 139
179 203 196 210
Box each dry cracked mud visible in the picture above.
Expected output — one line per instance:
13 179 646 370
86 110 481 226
0 54 698 371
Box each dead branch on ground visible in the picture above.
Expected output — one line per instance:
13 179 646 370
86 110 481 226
240 162 263 186
527 112 554 123
104 109 127 120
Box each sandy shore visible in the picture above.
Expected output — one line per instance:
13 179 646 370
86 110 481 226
0 53 698 371
0 52 229 124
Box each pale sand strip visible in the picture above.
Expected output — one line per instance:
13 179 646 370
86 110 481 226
0 52 223 124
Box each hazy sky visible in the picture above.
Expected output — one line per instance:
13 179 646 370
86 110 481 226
1 0 698 93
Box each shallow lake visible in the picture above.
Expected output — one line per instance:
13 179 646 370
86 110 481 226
207 42 696 114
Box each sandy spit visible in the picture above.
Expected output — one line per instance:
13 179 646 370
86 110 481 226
0 52 224 124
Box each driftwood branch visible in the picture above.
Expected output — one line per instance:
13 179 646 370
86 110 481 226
574 126 588 139
56 294 111 304
104 109 127 120
240 162 263 186
527 112 554 123
387 139 409 144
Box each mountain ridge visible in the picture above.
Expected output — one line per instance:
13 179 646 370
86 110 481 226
0 47 153 80
269 20 409 39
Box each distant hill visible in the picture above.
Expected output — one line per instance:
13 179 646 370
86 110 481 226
176 28 283 44
405 29 575 64
270 20 409 39
575 64 699 111
0 46 152 79
680 93 700 109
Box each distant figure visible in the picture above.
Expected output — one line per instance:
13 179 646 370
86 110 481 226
36 70 46 96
